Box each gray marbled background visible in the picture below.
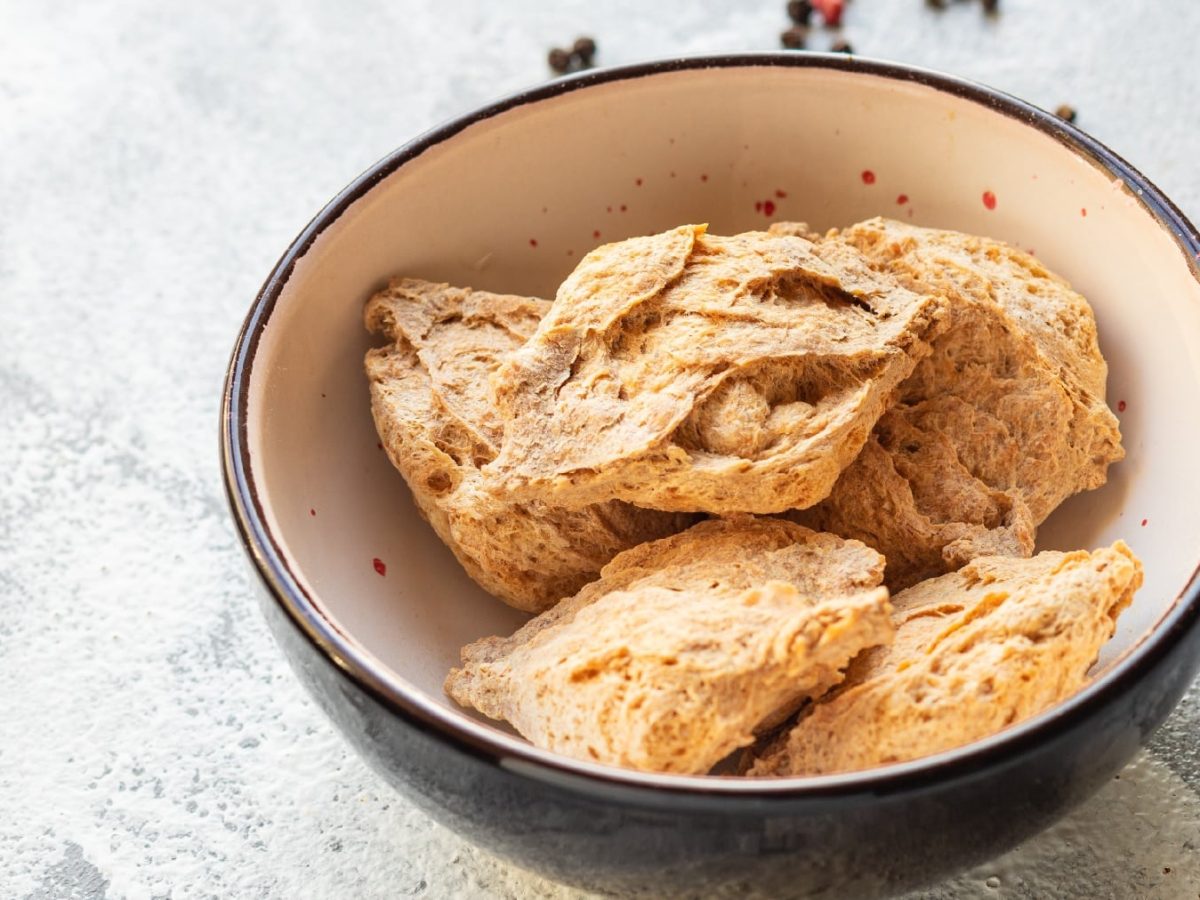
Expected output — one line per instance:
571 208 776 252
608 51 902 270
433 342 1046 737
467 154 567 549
2 1 1198 897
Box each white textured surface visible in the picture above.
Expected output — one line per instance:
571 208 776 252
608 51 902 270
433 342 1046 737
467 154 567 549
1 1 1198 898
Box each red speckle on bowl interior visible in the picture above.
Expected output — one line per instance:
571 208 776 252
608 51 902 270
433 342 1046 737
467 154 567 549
1118 400 1127 412
376 441 383 450
755 201 763 212
775 189 788 199
373 558 387 576
1141 518 1148 527
700 173 708 182
635 177 643 187
529 238 538 248
309 508 316 517
620 204 627 212
670 171 676 178
861 170 876 185
1081 208 1088 217
606 205 612 213
593 229 601 239
763 199 776 217
566 249 574 256
982 191 997 210
668 137 675 145
320 392 326 398
896 193 909 205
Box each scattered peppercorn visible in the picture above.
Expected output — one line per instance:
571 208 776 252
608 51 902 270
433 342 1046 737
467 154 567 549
787 0 814 25
831 38 853 53
573 36 597 63
548 47 572 74
781 25 808 49
547 37 598 75
1055 104 1077 123
981 0 998 13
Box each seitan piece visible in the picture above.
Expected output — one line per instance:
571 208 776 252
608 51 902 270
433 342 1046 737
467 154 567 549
445 516 893 774
364 277 692 613
746 542 1142 777
787 218 1124 590
484 224 949 514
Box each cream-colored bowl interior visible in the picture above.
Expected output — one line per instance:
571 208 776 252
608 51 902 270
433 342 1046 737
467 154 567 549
246 62 1200 735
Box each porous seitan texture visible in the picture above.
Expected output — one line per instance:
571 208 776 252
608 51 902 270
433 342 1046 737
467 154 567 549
484 224 949 514
746 542 1142 777
787 218 1124 590
445 516 894 775
364 277 692 613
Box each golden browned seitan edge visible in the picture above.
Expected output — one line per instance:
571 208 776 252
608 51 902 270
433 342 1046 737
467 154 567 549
484 224 950 514
446 515 895 775
745 542 1142 777
791 218 1123 591
363 276 691 613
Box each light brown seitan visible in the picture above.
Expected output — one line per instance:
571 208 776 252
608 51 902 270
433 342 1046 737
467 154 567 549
484 224 949 514
746 542 1142 777
364 277 692 613
445 516 894 774
787 218 1124 589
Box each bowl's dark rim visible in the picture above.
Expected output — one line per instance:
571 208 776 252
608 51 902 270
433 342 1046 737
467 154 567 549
222 52 1200 802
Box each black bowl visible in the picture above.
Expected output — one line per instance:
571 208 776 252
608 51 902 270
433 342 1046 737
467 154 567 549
222 54 1200 897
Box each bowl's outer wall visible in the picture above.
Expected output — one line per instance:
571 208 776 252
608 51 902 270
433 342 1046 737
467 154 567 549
255 563 1200 898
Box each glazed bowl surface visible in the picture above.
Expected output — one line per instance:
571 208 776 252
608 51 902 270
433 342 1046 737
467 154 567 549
223 54 1200 897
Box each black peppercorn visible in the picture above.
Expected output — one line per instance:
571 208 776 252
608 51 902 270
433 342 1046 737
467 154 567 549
787 0 814 25
1055 104 1077 123
573 36 597 63
831 38 853 53
548 47 571 73
781 26 808 49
